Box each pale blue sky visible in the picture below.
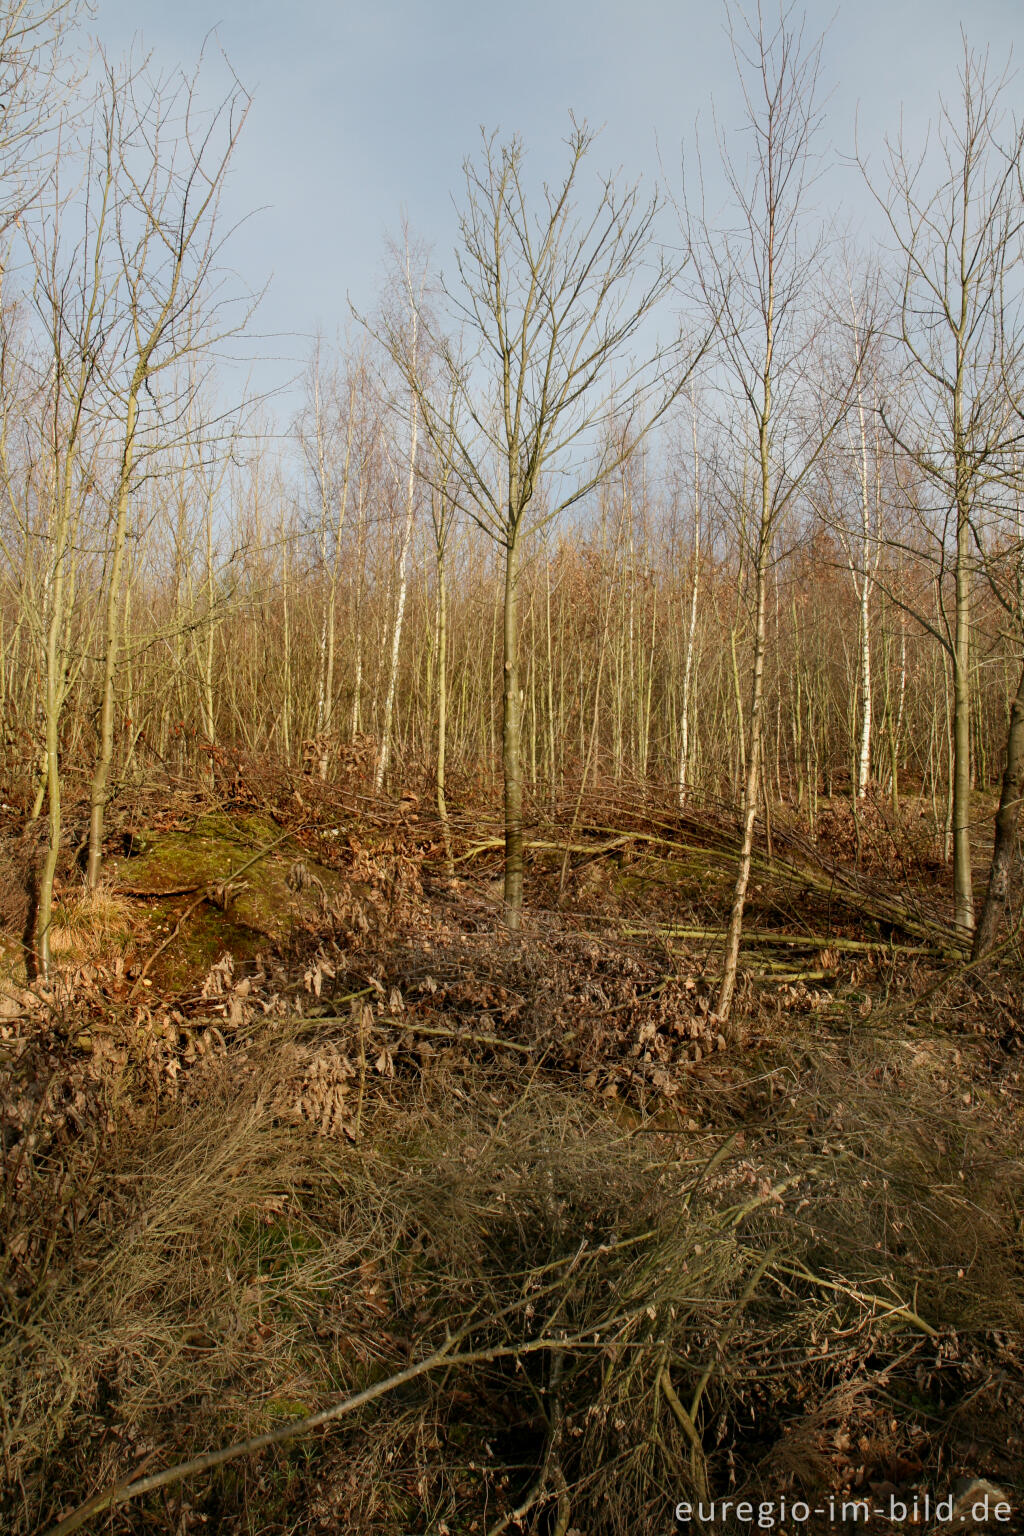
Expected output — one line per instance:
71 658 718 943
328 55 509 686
91 0 1024 408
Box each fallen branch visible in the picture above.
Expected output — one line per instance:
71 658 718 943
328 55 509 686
623 925 938 956
42 1323 629 1536
281 1010 534 1055
486 1351 565 1536
659 1367 707 1499
378 1014 534 1055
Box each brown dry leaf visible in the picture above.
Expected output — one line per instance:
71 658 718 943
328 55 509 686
374 1046 395 1077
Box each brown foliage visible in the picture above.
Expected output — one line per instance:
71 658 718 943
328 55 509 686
1 784 1023 1533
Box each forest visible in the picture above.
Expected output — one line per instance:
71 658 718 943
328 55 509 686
2 1 1024 1532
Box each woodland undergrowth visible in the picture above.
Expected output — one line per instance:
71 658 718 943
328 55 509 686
2 755 1023 1535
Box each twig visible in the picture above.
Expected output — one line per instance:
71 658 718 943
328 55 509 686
128 891 211 999
486 1351 566 1536
378 1014 534 1055
771 1258 939 1338
456 835 631 865
750 967 830 982
551 1462 572 1536
681 1130 743 1210
864 905 1024 1033
623 925 938 956
355 1003 367 1137
659 1368 708 1499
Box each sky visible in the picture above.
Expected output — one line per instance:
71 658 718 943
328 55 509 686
90 0 1024 414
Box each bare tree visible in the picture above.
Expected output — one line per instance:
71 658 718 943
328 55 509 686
972 463 1024 957
84 55 251 885
677 380 706 806
428 379 461 867
375 121 701 924
296 339 361 778
0 0 84 233
862 41 1024 938
12 97 118 973
690 1 861 1027
807 266 890 807
845 277 887 800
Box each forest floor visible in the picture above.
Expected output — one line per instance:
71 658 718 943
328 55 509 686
2 761 1023 1536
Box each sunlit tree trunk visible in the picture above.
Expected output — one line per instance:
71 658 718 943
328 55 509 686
678 387 702 806
375 385 418 795
86 389 136 885
973 654 1024 958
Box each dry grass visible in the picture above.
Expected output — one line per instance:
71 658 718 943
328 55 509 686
4 1012 1023 1535
48 887 140 963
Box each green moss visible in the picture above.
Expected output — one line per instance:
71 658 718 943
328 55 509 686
236 1214 325 1279
112 811 349 989
152 905 264 990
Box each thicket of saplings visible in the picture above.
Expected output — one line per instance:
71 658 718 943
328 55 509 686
2 2 1024 1533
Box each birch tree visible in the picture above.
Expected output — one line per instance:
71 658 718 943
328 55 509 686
845 284 885 799
691 2 861 1027
677 381 706 806
373 242 424 794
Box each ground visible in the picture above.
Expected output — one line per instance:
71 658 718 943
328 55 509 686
1 763 1023 1535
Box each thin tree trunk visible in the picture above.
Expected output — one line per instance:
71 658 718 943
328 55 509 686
37 607 64 978
281 529 292 762
856 549 873 801
36 421 88 975
375 397 417 794
679 393 702 806
952 507 974 931
717 546 768 1026
201 480 217 786
718 298 773 1029
502 534 523 923
350 471 367 740
315 371 354 778
972 653 1024 958
545 553 555 788
436 541 452 871
87 391 137 886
